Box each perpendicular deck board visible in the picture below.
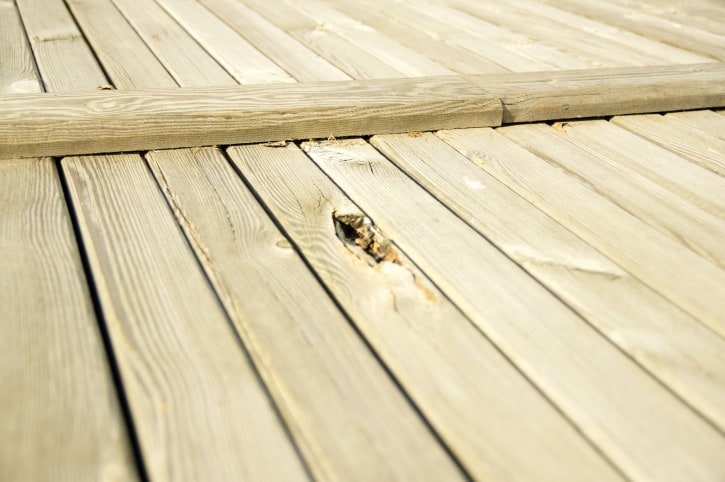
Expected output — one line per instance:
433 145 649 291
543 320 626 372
0 158 138 482
108 0 236 87
303 137 725 482
557 120 725 219
61 153 310 482
0 76 502 158
227 142 623 482
145 147 464 482
668 110 725 142
503 124 725 268
371 132 725 433
198 0 350 82
438 127 725 341
15 0 108 92
65 0 176 89
0 1 42 93
612 114 725 176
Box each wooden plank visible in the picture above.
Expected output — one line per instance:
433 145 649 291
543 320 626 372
372 131 725 433
198 0 350 82
0 158 138 481
504 123 725 268
227 142 623 482
145 147 464 481
303 137 725 482
108 0 235 87
323 0 508 74
539 0 725 60
668 110 725 142
438 127 725 341
612 114 725 176
0 1 42 93
151 0 294 84
61 153 310 482
468 62 725 123
557 119 725 219
0 76 502 158
16 0 107 92
65 0 176 89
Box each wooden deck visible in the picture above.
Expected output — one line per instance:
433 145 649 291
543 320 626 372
2 0 725 481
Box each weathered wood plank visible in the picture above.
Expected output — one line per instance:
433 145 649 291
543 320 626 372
227 142 623 482
0 76 502 158
0 1 42 93
303 137 725 482
61 153 310 482
558 119 725 219
668 110 725 142
372 131 725 433
0 158 137 481
612 114 725 176
16 0 107 92
438 127 725 341
146 146 464 481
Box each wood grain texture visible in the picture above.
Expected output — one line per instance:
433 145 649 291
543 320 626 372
466 62 725 123
0 158 137 482
373 131 725 434
227 142 623 482
108 0 236 87
16 0 108 92
303 137 725 482
438 127 725 341
612 114 725 176
0 76 501 158
146 147 464 482
0 1 42 93
668 110 725 142
557 120 725 219
61 153 309 482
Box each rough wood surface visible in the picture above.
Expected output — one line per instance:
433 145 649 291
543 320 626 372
0 76 502 158
303 137 725 482
668 110 725 142
61 153 310 482
373 132 725 433
0 1 42 93
0 158 137 482
146 147 464 482
227 142 623 482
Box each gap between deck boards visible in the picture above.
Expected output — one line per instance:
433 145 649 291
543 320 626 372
1 63 724 158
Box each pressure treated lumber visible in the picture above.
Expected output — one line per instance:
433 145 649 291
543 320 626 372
0 1 42 93
146 147 464 482
0 158 137 482
668 110 725 142
227 142 623 482
304 137 725 482
61 153 309 482
3 62 725 158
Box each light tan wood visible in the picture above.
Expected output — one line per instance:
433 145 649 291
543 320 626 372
64 0 176 89
438 127 725 341
227 142 623 482
558 119 725 219
146 146 464 481
0 158 138 482
324 0 508 74
505 123 725 268
16 0 107 92
372 131 725 433
612 114 725 176
0 76 502 158
152 0 294 84
668 110 725 142
199 0 350 82
0 1 42 93
540 0 725 60
108 0 235 87
61 153 309 482
466 62 725 123
303 137 725 482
